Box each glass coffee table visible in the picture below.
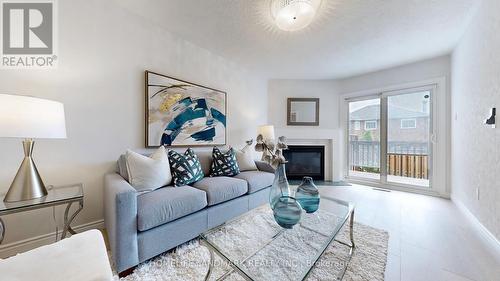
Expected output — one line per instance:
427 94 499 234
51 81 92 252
200 193 355 281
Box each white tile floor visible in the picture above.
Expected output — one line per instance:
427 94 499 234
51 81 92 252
349 171 430 187
319 184 500 281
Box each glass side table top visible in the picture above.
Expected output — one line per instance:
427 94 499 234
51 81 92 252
0 184 83 213
200 188 355 281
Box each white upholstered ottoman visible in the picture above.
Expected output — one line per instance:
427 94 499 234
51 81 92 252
0 229 113 281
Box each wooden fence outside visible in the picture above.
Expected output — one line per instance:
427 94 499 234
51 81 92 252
387 153 428 179
350 141 429 179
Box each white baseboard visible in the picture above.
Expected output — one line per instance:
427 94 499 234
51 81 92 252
0 219 104 259
453 198 500 259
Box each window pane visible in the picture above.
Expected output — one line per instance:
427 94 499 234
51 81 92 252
354 121 361 130
348 98 380 180
401 119 417 129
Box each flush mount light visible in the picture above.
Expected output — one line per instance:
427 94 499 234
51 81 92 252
271 0 322 31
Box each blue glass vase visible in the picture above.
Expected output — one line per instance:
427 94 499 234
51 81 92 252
269 163 290 209
295 176 320 213
272 196 302 229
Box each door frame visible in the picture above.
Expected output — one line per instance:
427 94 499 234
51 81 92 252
340 77 449 198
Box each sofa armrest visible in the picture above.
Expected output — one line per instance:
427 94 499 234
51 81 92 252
255 161 275 174
104 173 139 273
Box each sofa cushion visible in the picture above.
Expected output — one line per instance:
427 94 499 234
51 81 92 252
235 145 258 171
194 149 213 176
126 147 172 192
192 177 248 206
210 147 240 177
137 186 207 231
168 148 204 186
234 171 274 193
117 154 129 181
168 148 227 177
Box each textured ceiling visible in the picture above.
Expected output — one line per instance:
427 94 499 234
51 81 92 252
115 0 479 79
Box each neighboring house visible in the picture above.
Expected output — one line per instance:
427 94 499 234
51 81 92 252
349 104 429 146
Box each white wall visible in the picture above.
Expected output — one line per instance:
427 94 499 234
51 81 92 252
337 56 451 94
268 80 341 130
267 80 342 181
451 0 500 241
0 0 267 255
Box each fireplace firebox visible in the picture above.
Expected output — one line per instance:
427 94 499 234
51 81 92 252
282 145 325 180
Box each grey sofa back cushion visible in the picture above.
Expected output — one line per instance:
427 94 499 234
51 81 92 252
193 150 212 176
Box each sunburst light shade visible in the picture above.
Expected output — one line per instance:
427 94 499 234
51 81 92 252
271 0 321 31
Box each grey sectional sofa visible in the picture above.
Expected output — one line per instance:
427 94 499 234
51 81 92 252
104 149 275 274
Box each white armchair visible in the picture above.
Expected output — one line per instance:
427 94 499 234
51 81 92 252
0 229 113 281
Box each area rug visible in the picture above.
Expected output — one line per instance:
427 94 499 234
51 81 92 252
114 214 388 281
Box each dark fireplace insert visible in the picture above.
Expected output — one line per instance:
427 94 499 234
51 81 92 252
282 145 325 180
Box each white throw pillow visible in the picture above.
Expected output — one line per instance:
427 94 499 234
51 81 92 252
125 146 172 192
235 145 258 171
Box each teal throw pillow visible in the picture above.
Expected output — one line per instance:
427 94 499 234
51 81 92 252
168 148 204 186
210 147 240 177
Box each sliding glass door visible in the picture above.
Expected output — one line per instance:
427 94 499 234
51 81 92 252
386 90 431 187
347 86 433 189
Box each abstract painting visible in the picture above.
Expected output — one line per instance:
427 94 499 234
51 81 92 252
145 71 226 147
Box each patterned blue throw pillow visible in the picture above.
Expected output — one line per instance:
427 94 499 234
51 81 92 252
210 147 240 177
168 148 204 186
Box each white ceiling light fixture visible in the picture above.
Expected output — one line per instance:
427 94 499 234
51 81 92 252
271 0 322 32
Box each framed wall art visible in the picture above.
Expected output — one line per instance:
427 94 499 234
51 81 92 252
145 71 227 147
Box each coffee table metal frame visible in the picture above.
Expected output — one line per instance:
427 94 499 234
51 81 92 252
200 195 355 281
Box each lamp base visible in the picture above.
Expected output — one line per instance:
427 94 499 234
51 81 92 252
3 139 48 202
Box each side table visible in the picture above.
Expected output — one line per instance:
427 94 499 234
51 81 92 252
0 183 84 244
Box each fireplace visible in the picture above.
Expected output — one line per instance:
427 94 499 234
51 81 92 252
283 145 325 180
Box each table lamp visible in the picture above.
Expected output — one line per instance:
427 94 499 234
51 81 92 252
257 125 275 141
0 94 67 202
257 125 275 162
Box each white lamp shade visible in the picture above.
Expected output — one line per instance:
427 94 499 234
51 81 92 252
258 125 275 141
0 94 67 139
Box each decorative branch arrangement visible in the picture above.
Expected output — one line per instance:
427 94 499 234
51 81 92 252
255 135 288 168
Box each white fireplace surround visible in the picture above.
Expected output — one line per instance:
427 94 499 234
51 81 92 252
276 128 344 182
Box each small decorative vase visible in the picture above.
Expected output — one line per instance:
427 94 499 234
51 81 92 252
272 196 302 229
269 163 290 209
295 176 320 213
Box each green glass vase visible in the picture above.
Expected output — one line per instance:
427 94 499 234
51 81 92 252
295 176 320 213
269 163 290 209
272 196 302 229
